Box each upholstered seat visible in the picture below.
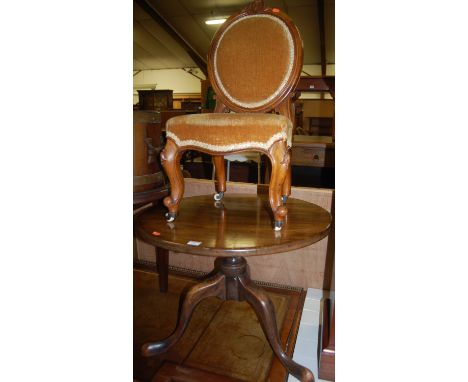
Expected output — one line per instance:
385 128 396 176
166 113 293 152
160 0 303 230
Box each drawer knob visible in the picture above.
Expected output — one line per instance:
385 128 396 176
313 154 320 160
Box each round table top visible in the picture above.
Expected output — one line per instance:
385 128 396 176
135 194 332 257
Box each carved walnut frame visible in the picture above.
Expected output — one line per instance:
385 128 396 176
161 0 303 229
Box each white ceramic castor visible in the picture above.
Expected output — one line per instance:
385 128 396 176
165 212 176 222
274 220 284 231
213 192 224 201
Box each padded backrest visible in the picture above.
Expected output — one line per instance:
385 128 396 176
208 1 303 113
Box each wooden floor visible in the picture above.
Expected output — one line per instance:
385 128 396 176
134 267 306 382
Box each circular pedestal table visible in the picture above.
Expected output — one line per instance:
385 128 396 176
134 194 332 382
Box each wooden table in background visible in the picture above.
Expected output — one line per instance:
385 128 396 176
134 194 332 382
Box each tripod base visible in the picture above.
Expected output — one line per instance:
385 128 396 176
142 256 315 382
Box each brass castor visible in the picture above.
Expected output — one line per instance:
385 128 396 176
274 220 284 231
214 192 224 201
165 212 177 222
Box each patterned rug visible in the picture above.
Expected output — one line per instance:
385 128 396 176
134 268 298 382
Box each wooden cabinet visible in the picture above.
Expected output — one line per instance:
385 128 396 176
291 135 335 168
137 90 173 110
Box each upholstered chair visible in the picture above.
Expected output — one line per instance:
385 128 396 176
161 0 303 230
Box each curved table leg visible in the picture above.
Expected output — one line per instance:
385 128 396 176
239 277 315 382
142 273 226 357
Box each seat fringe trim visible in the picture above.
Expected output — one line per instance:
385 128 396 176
166 131 289 152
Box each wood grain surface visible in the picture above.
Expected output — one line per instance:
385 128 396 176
135 194 331 257
135 178 335 290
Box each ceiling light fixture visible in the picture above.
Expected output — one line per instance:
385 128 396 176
205 18 226 25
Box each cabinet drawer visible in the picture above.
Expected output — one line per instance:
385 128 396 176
291 146 334 168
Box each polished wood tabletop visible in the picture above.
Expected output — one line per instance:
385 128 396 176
135 194 332 257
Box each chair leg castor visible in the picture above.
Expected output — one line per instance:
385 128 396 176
165 212 177 222
214 192 224 201
281 195 288 204
274 220 284 231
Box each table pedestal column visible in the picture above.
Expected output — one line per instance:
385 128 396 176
142 256 315 382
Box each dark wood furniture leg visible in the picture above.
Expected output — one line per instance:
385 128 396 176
156 247 169 293
239 275 314 382
213 155 226 201
142 256 315 382
142 272 226 356
161 139 185 222
161 140 291 231
268 141 289 230
281 151 292 203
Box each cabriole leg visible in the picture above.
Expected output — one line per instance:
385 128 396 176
213 155 226 201
160 139 184 222
281 149 292 204
268 141 289 230
142 273 226 356
239 277 315 382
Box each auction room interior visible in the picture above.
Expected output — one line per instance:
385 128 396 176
133 1 335 381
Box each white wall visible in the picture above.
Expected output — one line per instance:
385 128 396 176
133 68 206 104
133 65 334 104
302 64 335 76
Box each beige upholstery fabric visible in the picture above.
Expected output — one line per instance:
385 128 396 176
213 14 294 109
166 113 293 152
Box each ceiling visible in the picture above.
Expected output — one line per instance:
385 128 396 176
133 0 334 73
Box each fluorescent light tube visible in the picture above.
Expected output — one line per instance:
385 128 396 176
205 18 226 25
